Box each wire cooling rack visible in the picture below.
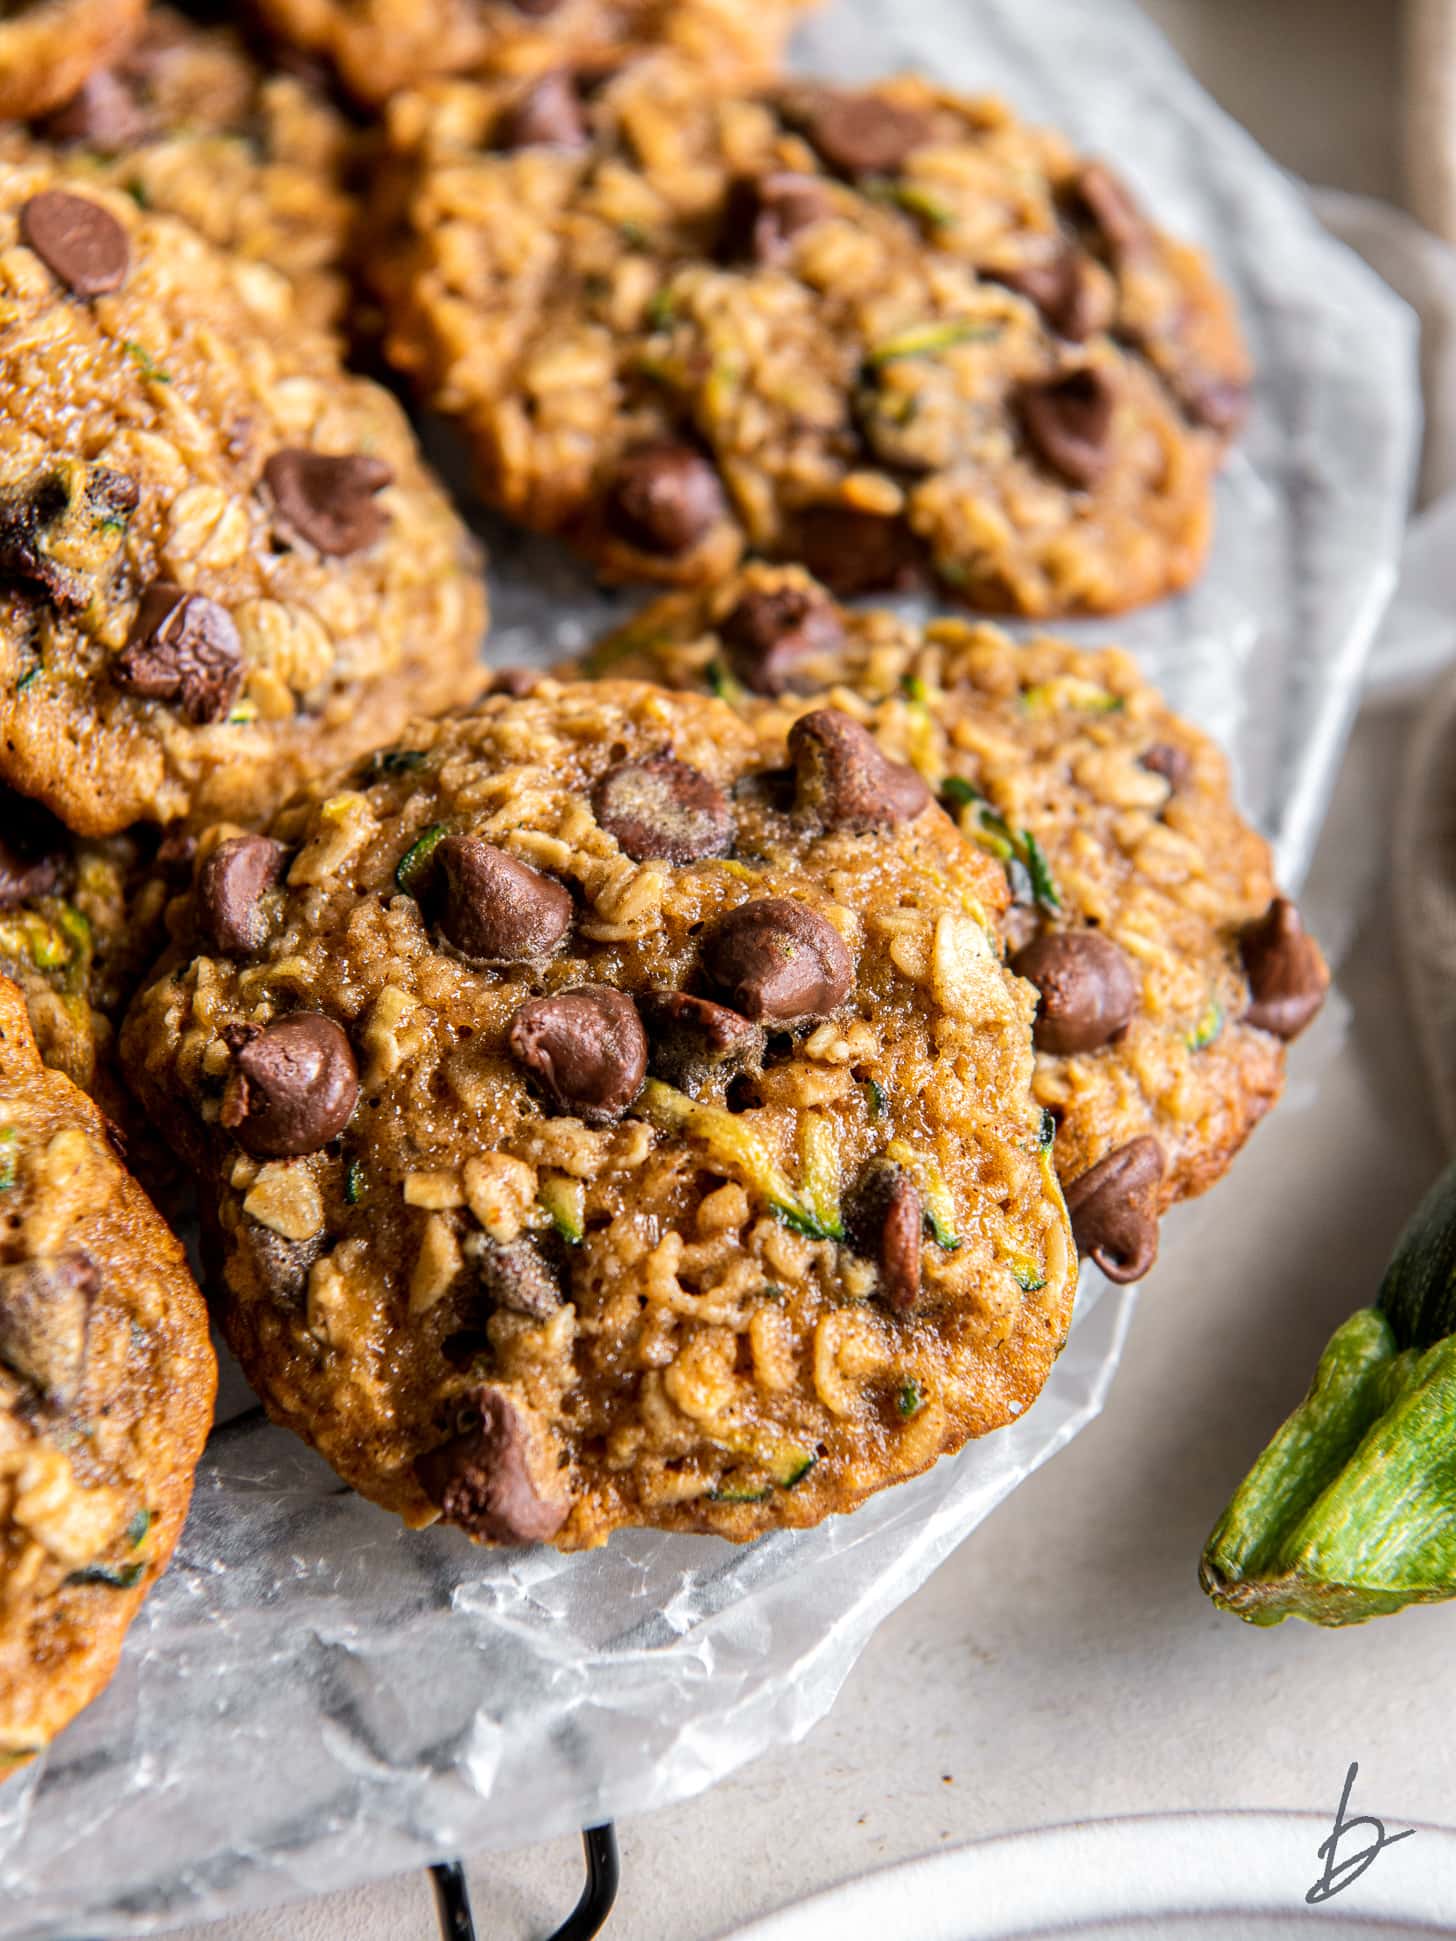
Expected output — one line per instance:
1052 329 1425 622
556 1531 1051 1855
428 1826 620 1940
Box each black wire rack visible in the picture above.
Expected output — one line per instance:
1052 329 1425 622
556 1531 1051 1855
428 1824 620 1940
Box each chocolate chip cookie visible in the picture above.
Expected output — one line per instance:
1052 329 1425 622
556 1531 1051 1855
0 0 145 123
584 567 1328 1280
0 975 215 1773
373 65 1247 613
0 153 487 838
255 0 816 109
122 680 1074 1548
16 6 360 335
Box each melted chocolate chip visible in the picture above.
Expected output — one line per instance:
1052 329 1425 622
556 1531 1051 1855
220 1013 359 1157
639 989 764 1094
484 666 543 697
474 1239 561 1320
1240 898 1328 1041
196 834 288 956
704 897 853 1023
1020 368 1116 488
988 248 1106 342
805 93 930 176
43 68 149 149
1064 1136 1164 1284
435 835 573 963
591 754 734 863
1139 742 1193 792
789 707 930 832
0 788 63 908
1011 931 1139 1055
508 986 647 1125
849 1160 922 1312
720 581 845 696
19 190 129 296
498 69 587 149
415 1385 569 1545
1071 161 1151 263
263 450 393 557
115 581 243 724
605 443 726 556
0 466 137 610
0 1250 96 1407
719 172 834 266
787 506 924 596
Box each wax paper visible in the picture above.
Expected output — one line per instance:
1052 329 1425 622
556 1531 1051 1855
0 1 1418 1933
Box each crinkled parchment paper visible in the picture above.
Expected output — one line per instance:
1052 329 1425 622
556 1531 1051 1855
0 2 1418 1933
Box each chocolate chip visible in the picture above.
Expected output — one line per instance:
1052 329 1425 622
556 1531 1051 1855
0 1251 96 1408
1177 372 1250 437
849 1160 922 1312
719 172 834 266
789 708 930 832
1064 1136 1164 1284
704 897 853 1023
0 466 137 611
639 989 764 1094
239 1224 322 1308
1070 161 1150 263
1011 931 1139 1055
220 1014 359 1157
115 581 243 724
1139 742 1192 792
416 1385 569 1546
508 986 647 1125
1020 369 1115 488
264 450 393 557
498 70 587 150
720 582 845 696
435 836 573 963
1240 897 1328 1041
484 666 543 697
605 443 726 556
197 835 288 956
19 191 129 297
806 93 930 177
473 1238 561 1320
43 68 149 149
787 506 924 596
592 754 734 863
0 788 63 908
988 248 1106 342
157 823 198 875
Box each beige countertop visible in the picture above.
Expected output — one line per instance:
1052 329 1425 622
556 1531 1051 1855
179 5 1430 1936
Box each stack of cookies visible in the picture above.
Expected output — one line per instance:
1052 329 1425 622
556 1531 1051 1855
0 0 1329 1771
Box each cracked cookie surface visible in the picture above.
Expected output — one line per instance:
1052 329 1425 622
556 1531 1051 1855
584 567 1328 1279
373 65 1247 613
0 975 215 1772
122 680 1073 1550
0 153 487 837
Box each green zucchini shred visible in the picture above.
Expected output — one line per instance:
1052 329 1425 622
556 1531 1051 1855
939 776 979 809
867 319 998 367
366 748 428 779
796 1113 844 1242
1011 1258 1047 1293
68 1560 146 1590
344 1157 366 1205
634 1079 840 1242
538 1175 585 1245
395 822 447 896
708 1482 773 1505
865 178 956 229
645 288 678 330
123 340 171 384
1021 831 1061 913
126 1507 152 1549
0 1128 17 1191
1187 997 1224 1052
705 658 746 704
897 1379 923 1418
15 663 41 692
863 1078 888 1122
1020 677 1123 716
886 1139 961 1251
1038 1108 1057 1152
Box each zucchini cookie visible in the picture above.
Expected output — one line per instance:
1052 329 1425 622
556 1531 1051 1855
585 567 1328 1281
122 680 1074 1549
0 153 487 838
0 0 145 123
254 0 816 110
0 975 215 1773
373 66 1246 613
22 6 360 335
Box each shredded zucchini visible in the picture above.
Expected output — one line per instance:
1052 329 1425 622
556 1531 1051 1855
395 823 446 896
634 1079 839 1241
867 319 998 367
885 1139 961 1251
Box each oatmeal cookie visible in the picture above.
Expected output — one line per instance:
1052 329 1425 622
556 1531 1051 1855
373 66 1247 613
0 975 215 1773
255 0 816 109
122 680 1074 1549
19 6 360 335
584 567 1329 1278
0 0 145 123
0 152 487 838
